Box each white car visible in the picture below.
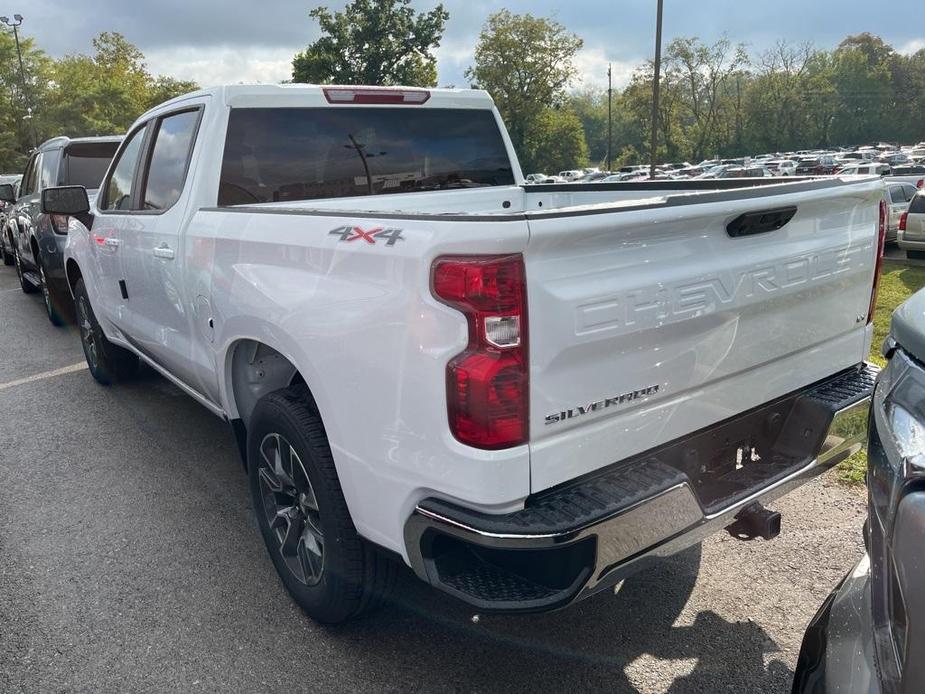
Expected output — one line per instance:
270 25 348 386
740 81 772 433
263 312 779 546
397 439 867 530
557 169 584 182
885 181 918 243
52 83 883 623
838 162 891 177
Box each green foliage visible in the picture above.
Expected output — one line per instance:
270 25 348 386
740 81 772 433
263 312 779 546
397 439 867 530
0 29 52 172
291 0 448 86
580 32 925 168
44 33 198 140
466 11 583 157
836 264 925 486
0 31 197 172
521 108 589 173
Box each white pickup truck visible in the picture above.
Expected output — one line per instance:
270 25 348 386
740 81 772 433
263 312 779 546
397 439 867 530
46 84 884 623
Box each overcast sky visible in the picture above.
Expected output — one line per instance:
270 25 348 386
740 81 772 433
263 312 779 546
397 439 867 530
25 0 925 90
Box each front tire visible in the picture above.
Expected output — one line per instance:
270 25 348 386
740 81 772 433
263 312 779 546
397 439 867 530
73 278 139 384
248 384 396 624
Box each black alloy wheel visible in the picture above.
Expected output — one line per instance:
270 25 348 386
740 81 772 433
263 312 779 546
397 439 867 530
256 432 325 586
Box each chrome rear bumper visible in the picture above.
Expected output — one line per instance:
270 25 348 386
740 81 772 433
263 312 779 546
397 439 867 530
404 364 877 613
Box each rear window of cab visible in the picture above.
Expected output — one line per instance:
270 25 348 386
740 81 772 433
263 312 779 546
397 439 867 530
217 107 515 206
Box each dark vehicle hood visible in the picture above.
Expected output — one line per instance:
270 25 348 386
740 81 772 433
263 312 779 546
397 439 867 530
890 288 925 362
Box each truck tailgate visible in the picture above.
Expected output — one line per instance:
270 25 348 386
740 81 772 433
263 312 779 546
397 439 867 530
525 180 882 492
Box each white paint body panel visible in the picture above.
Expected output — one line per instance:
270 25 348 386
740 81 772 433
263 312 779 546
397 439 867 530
64 84 883 563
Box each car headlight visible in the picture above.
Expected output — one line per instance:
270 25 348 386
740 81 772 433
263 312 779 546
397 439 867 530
885 366 925 470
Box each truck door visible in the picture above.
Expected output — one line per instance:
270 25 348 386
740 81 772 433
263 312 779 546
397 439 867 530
13 153 40 266
121 106 211 398
93 124 150 328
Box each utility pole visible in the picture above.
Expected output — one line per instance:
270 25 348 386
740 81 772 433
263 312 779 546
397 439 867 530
607 63 613 172
649 0 664 178
1 14 37 149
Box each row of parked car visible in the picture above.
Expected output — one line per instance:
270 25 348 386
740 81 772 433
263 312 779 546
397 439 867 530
530 141 925 184
0 85 918 693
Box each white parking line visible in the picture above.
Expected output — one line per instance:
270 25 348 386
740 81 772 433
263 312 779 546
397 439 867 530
0 362 87 393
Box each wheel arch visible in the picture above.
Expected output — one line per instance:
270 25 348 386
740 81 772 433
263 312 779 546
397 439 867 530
64 258 83 299
223 338 330 470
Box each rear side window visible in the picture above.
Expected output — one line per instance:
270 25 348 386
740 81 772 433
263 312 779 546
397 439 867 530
142 110 200 211
63 141 120 189
890 186 907 204
20 154 39 196
910 195 925 214
103 127 146 211
218 107 515 206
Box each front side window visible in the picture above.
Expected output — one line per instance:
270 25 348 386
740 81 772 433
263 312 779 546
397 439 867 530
218 107 514 206
103 127 146 211
143 110 200 211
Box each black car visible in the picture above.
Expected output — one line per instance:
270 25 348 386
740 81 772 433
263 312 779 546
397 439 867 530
793 290 925 693
0 173 22 265
3 136 121 324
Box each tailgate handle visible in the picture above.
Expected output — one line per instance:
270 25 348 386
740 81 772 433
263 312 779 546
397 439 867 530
726 206 797 237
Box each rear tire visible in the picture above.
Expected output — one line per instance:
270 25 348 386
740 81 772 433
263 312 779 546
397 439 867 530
0 234 12 266
248 384 397 624
14 246 37 294
73 278 139 385
39 263 66 327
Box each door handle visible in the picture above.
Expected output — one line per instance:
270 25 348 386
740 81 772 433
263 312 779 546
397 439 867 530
103 237 121 247
153 244 175 260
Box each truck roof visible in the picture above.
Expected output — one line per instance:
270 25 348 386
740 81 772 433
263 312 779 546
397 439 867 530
35 135 123 153
141 83 497 120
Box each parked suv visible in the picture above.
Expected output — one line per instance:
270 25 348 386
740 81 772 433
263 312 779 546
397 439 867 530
885 182 918 244
794 290 925 693
4 136 121 324
897 191 925 259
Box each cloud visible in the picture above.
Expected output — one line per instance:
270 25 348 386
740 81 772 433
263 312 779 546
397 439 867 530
145 46 295 87
898 39 925 55
573 47 640 90
21 0 925 90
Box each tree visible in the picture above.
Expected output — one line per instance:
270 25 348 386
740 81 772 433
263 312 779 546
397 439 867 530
0 28 52 170
45 33 197 139
291 0 448 86
521 107 589 173
466 11 583 155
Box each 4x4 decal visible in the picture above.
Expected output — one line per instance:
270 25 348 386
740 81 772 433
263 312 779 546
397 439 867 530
329 226 405 247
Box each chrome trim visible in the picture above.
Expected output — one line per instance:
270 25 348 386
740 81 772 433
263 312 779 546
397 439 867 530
404 392 873 607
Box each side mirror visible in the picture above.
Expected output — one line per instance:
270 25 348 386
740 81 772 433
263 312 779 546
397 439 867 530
41 186 90 215
0 183 15 203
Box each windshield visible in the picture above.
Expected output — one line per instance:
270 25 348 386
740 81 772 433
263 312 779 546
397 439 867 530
218 107 514 205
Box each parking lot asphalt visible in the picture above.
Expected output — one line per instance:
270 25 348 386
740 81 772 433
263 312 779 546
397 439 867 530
0 267 868 694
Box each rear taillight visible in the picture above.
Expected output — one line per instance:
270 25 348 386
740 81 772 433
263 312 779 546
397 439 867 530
323 87 430 105
917 179 924 189
868 199 888 324
900 212 908 232
432 255 528 449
